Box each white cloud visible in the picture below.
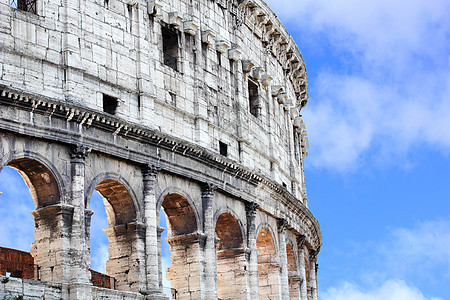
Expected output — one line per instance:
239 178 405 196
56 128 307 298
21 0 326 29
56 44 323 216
331 218 450 299
265 0 450 171
381 219 450 280
321 280 442 300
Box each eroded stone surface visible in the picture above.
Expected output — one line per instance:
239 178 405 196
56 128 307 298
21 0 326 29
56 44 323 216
0 0 320 298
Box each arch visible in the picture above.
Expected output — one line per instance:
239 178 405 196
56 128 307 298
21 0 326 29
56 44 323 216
215 211 247 299
215 212 244 250
157 187 200 235
286 243 301 299
161 193 198 236
286 243 298 277
256 227 278 264
214 207 246 247
86 172 141 225
256 226 281 299
256 223 279 253
1 150 65 208
87 175 143 292
160 189 202 299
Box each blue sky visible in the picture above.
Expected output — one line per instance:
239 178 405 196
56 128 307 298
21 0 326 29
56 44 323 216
1 0 450 299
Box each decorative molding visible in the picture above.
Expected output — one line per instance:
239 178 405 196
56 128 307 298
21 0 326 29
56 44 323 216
141 164 160 178
201 182 217 197
245 202 259 218
0 85 322 251
183 20 199 35
215 40 231 53
201 30 216 45
69 144 91 160
228 48 242 61
277 218 288 231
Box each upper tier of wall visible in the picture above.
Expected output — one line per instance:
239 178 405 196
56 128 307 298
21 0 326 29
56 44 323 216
0 0 310 204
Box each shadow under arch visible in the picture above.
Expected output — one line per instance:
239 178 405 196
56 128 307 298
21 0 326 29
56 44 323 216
256 225 281 299
158 188 202 299
86 173 144 292
157 186 201 234
213 207 246 246
0 151 67 283
286 242 301 298
85 172 142 224
1 150 66 208
215 211 247 299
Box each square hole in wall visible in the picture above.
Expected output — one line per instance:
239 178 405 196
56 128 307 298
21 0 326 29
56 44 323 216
219 141 228 157
103 94 118 115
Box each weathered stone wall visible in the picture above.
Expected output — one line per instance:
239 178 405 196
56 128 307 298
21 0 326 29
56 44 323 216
0 0 309 201
0 0 320 298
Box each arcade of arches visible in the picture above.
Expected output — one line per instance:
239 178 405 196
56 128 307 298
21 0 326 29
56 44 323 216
0 145 319 300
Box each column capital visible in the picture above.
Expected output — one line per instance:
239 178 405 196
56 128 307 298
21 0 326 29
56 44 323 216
245 202 259 218
69 144 91 161
141 164 160 178
296 234 306 248
309 249 318 261
201 182 217 197
277 218 288 231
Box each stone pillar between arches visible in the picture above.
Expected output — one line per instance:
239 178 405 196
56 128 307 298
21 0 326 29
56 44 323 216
216 247 248 299
258 262 281 299
201 182 218 300
289 276 302 299
30 204 74 284
68 145 92 299
142 164 166 298
309 252 318 300
103 222 146 292
166 233 205 300
245 202 259 300
278 219 290 300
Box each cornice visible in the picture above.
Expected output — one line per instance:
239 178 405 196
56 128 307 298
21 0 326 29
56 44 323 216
0 84 321 250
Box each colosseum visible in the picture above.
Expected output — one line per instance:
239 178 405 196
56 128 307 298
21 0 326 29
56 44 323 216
0 0 321 298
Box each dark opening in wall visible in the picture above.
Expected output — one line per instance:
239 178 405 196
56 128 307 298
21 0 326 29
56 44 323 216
10 0 37 13
248 79 259 117
162 25 179 71
103 94 118 115
217 51 222 66
282 182 287 188
219 141 228 157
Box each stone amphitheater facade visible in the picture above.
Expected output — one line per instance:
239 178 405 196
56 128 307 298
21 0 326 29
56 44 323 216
0 0 321 298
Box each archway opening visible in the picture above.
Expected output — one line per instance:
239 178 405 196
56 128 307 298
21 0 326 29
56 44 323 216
215 213 246 299
256 228 280 299
89 179 140 291
0 158 61 282
159 207 173 298
161 193 200 299
305 256 311 298
286 243 300 298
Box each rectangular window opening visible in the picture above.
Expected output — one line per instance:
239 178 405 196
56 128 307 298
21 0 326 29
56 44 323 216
10 0 37 13
162 25 179 71
103 94 118 115
216 51 222 66
248 79 259 117
219 141 228 157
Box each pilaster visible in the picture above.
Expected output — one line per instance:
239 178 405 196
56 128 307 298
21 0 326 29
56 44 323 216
68 144 92 299
309 250 318 300
245 202 259 300
297 235 308 300
278 218 290 300
201 182 218 300
141 164 164 296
